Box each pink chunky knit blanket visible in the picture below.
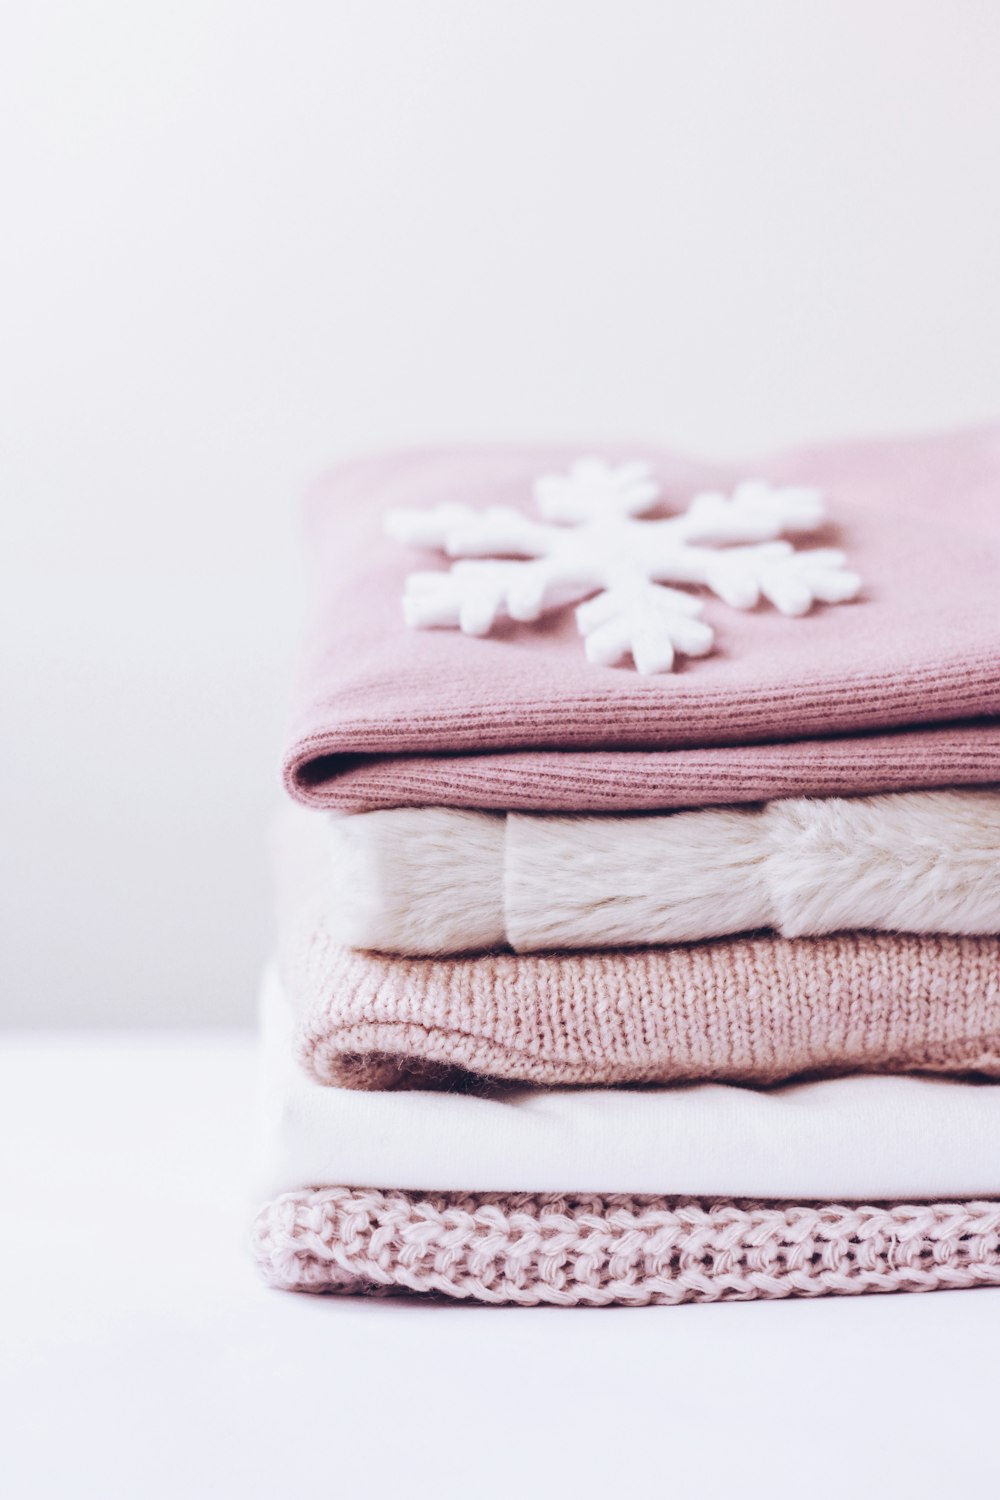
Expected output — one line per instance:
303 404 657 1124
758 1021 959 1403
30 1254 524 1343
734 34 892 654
288 926 1000 1090
284 427 1000 813
253 1188 1000 1305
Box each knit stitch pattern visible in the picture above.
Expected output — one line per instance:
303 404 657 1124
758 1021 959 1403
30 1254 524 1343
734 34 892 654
311 722 1000 814
252 1188 1000 1305
284 429 1000 813
290 929 1000 1090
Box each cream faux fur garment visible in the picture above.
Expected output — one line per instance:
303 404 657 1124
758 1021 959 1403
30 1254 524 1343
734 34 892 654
326 789 1000 954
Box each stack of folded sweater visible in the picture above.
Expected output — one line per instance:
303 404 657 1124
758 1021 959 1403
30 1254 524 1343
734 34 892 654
253 427 1000 1306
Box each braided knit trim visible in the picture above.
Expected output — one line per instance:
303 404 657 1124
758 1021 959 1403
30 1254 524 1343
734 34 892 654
252 1188 1000 1306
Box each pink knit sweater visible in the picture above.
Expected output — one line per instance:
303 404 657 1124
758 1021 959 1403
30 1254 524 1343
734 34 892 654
284 427 1000 813
254 1188 1000 1305
286 924 1000 1090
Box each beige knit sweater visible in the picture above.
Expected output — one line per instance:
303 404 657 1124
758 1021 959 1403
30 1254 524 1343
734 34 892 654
285 923 1000 1090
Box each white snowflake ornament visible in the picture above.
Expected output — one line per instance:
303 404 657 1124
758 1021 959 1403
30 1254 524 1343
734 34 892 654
385 458 862 674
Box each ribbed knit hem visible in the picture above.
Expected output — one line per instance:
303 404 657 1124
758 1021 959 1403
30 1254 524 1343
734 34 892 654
289 720 1000 812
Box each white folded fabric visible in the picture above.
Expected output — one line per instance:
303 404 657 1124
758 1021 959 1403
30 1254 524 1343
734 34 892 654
325 789 1000 954
258 967 1000 1201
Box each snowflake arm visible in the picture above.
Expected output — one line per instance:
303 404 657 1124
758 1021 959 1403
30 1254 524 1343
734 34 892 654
402 558 599 636
668 479 826 544
651 539 862 614
576 584 715 675
709 544 861 615
385 503 555 559
534 458 661 521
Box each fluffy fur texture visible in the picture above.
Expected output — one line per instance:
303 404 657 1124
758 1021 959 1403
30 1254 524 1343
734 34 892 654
766 791 1000 937
253 1188 1000 1305
327 807 505 954
505 805 771 950
325 790 1000 954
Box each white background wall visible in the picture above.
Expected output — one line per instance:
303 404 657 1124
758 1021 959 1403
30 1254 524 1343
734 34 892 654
2 0 999 1026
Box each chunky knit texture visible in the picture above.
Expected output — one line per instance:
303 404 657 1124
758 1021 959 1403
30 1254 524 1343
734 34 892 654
291 931 1000 1090
253 1188 1000 1305
283 428 1000 813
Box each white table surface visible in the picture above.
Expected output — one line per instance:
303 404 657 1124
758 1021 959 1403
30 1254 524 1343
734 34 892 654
2 1032 999 1500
